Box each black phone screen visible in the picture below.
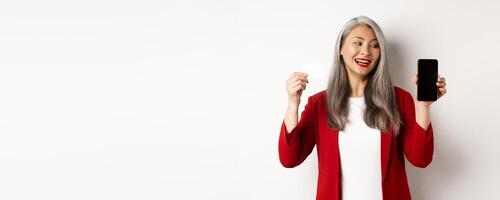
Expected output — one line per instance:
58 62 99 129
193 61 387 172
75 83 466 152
417 59 438 101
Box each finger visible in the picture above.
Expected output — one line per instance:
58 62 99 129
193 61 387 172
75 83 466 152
291 84 302 92
296 76 309 83
291 80 307 89
292 84 301 91
289 77 307 85
437 74 445 82
436 82 447 87
293 72 309 77
294 71 308 75
292 83 306 92
289 72 308 81
292 79 307 87
290 81 301 89
288 76 308 85
439 87 447 96
296 74 309 83
291 74 309 83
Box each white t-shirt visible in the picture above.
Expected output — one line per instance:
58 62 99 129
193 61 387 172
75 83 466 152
338 96 383 200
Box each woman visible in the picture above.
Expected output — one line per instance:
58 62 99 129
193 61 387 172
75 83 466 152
278 16 447 200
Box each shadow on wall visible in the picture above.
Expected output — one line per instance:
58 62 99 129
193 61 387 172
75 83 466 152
388 40 463 199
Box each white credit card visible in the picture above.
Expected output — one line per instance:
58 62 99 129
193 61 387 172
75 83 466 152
298 63 330 96
299 63 329 84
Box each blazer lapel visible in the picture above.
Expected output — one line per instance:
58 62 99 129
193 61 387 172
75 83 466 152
381 130 393 183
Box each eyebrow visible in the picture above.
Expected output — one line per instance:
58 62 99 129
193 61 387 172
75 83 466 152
353 36 378 42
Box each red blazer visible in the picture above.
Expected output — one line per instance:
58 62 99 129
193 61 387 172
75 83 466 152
278 86 434 200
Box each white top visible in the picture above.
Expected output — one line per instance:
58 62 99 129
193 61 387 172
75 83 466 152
338 96 383 200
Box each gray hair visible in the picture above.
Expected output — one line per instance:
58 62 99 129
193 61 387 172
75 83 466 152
326 15 403 135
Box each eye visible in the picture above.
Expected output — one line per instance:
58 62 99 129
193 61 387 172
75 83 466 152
371 43 380 48
354 42 362 46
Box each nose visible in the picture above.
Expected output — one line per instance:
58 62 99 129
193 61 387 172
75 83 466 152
360 46 371 56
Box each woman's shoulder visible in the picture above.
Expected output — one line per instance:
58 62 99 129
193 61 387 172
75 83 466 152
308 90 327 102
393 85 413 100
303 90 327 114
392 86 417 112
393 85 407 94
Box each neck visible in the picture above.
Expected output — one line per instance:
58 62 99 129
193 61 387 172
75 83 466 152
348 75 368 97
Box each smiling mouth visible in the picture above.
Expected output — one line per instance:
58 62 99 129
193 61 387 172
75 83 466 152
354 58 371 67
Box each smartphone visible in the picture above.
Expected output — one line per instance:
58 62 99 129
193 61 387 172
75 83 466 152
417 59 438 101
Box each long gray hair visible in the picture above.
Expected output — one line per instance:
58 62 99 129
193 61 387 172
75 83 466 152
326 15 402 135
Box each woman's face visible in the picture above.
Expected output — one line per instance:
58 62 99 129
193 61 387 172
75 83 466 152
340 25 380 79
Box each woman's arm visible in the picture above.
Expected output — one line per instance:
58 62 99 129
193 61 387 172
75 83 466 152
401 74 447 167
415 103 431 131
400 91 434 168
278 96 317 168
284 102 299 133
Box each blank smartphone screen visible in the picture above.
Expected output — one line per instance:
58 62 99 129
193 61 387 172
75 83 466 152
417 59 438 101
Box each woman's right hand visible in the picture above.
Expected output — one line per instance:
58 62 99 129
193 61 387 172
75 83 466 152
286 72 309 106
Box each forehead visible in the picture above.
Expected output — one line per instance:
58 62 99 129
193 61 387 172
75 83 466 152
347 25 378 41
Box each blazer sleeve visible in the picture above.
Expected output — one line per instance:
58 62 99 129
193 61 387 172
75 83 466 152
278 96 317 168
399 90 435 168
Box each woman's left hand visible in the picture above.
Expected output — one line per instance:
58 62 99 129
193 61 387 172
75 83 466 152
412 74 447 107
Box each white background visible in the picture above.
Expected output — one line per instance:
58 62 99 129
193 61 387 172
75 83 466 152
1 0 499 199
